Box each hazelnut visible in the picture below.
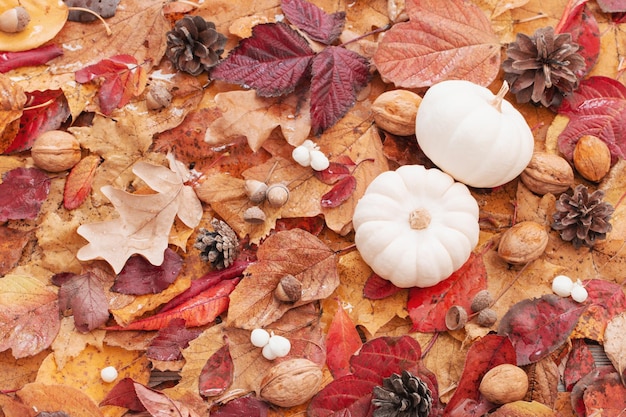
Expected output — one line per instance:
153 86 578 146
372 89 422 136
520 152 574 195
274 274 302 303
245 179 268 204
471 290 493 312
31 130 82 172
243 206 266 224
266 183 289 207
479 364 528 404
476 308 497 327
573 135 611 182
260 358 323 407
445 305 467 331
497 221 549 266
0 6 30 33
146 84 173 110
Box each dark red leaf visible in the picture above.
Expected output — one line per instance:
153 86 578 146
111 248 183 295
63 155 101 210
497 294 587 366
310 46 370 135
4 90 70 154
320 175 356 208
582 372 626 414
57 272 110 333
210 395 269 417
596 0 626 12
308 375 376 417
274 215 326 235
557 76 626 163
0 167 51 222
280 0 346 44
444 334 516 417
564 339 596 391
363 273 403 300
555 3 600 76
199 344 233 398
314 162 351 185
407 253 487 332
326 299 363 379
0 44 63 73
100 378 146 411
211 22 314 97
350 336 422 383
146 318 202 361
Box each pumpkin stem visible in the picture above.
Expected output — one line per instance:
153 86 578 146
491 81 510 112
409 208 431 229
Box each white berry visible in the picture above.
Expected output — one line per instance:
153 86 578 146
552 275 574 297
570 280 588 303
250 328 271 348
292 145 311 167
100 366 118 383
301 139 317 151
309 150 329 171
262 343 278 360
268 334 291 357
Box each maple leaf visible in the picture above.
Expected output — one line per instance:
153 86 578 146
75 54 147 115
280 0 346 45
76 154 203 274
373 0 501 88
55 272 109 333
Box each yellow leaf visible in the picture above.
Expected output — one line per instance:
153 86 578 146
0 0 68 52
17 382 103 417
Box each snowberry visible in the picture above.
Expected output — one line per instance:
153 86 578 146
250 328 271 348
552 275 574 297
268 334 291 358
309 150 330 171
292 145 311 167
570 280 589 303
100 366 118 383
301 139 317 151
262 343 278 360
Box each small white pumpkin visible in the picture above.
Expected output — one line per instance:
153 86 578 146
415 80 534 188
352 165 479 288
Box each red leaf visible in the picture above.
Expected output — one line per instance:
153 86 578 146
57 272 110 333
557 76 626 162
575 278 626 341
596 0 626 12
63 155 101 210
107 278 240 330
146 318 202 361
274 215 326 235
571 366 616 416
583 372 626 414
564 339 596 391
350 336 422 382
310 46 370 135
320 175 357 208
407 253 487 332
308 375 376 417
0 44 63 73
280 0 346 44
362 273 403 300
100 378 146 411
497 294 587 366
555 2 600 76
314 162 351 185
326 299 363 379
0 167 51 222
4 90 70 154
111 248 183 295
210 395 269 417
199 344 234 398
211 22 314 97
444 334 516 417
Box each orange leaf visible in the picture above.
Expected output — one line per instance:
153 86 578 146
325 299 363 378
63 155 101 210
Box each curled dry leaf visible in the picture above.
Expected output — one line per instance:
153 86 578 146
63 155 101 210
0 0 69 52
603 311 626 379
0 74 27 153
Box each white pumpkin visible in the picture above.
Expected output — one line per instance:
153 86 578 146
352 165 479 288
415 80 534 188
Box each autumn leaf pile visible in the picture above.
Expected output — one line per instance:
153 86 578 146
2 0 626 416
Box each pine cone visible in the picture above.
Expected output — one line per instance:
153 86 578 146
503 26 585 107
372 370 432 417
166 15 227 76
194 219 239 269
552 184 614 248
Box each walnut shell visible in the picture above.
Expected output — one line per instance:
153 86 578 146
260 358 323 407
497 221 549 266
372 89 422 136
31 130 82 172
520 152 574 195
573 135 611 182
479 364 528 404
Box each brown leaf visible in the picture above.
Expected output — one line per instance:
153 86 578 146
63 155 101 210
226 229 339 329
373 0 500 88
603 311 626 378
524 358 559 408
0 226 33 275
17 383 103 417
0 74 27 153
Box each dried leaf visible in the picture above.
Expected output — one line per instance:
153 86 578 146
0 226 33 276
555 2 600 75
0 167 50 222
320 175 357 208
326 299 363 379
603 311 626 379
0 0 68 52
313 161 352 185
596 0 626 12
373 0 500 88
17 383 103 417
63 155 101 210
0 74 27 154
564 339 596 391
209 395 269 417
280 0 346 44
199 344 233 398
524 358 559 408
582 372 626 415
57 272 109 333
571 278 626 341
363 273 403 300
134 382 202 417
0 44 63 73
111 248 183 295
146 318 202 362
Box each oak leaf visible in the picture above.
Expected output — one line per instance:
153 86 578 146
373 0 501 88
76 155 203 274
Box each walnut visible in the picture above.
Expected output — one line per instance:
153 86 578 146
573 135 611 182
259 358 323 407
31 130 82 172
479 364 528 404
372 89 422 136
520 152 574 196
497 221 549 266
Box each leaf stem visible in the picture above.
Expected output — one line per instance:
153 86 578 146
23 99 54 112
339 24 391 48
68 7 112 36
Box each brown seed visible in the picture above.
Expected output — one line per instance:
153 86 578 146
266 183 289 207
244 179 268 204
0 7 30 33
573 135 611 182
274 274 302 303
243 206 266 224
476 308 497 327
471 290 493 313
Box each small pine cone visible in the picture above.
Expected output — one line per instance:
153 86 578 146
372 370 432 417
194 219 239 269
166 15 227 76
552 184 614 248
503 26 585 107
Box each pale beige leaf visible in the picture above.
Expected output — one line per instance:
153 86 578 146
51 317 105 370
604 311 626 378
17 383 104 417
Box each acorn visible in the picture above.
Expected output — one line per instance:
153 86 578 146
471 290 493 313
245 179 268 204
274 274 302 303
146 84 172 110
476 308 498 327
266 183 289 207
0 7 30 33
445 305 468 331
243 206 266 224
